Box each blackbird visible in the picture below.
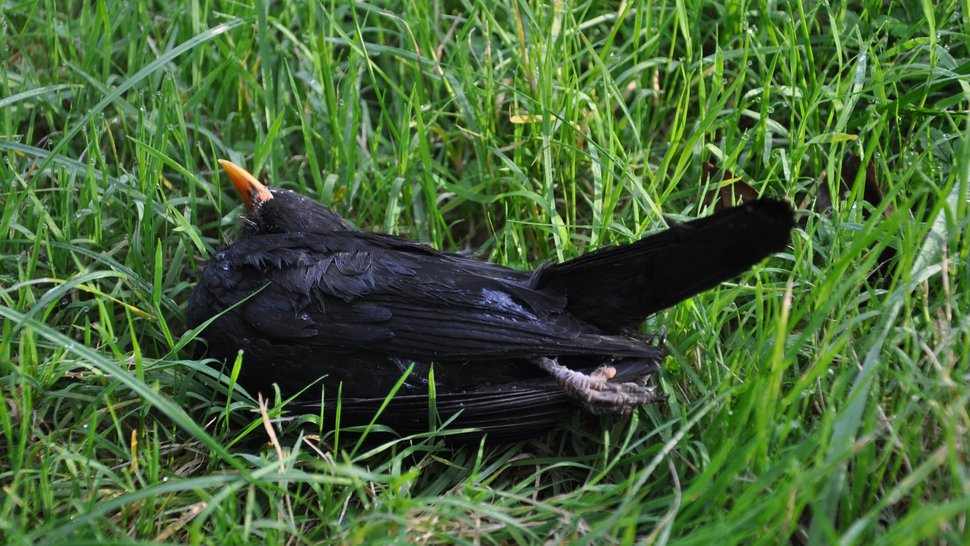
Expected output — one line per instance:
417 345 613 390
187 161 794 441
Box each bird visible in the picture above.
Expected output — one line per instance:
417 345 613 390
187 160 794 441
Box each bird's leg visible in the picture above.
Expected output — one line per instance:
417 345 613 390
533 357 664 415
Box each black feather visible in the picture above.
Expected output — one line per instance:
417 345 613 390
188 197 794 440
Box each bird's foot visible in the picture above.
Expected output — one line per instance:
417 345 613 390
533 357 663 415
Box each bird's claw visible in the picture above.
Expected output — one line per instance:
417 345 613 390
534 357 664 415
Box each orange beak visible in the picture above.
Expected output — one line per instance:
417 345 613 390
218 159 274 211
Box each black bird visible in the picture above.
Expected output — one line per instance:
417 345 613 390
188 161 794 441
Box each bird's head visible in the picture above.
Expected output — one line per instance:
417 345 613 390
218 159 351 236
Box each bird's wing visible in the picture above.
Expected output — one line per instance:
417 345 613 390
298 357 659 442
199 232 651 360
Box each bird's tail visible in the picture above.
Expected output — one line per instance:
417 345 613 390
532 199 795 332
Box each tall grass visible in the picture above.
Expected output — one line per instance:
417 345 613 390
1 1 967 544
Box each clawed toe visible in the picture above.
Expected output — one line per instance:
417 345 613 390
589 364 617 381
534 357 664 415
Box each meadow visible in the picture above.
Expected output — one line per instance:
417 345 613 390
1 1 967 544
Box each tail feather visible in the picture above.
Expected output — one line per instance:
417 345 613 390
533 199 794 332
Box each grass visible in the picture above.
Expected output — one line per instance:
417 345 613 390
1 0 968 543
